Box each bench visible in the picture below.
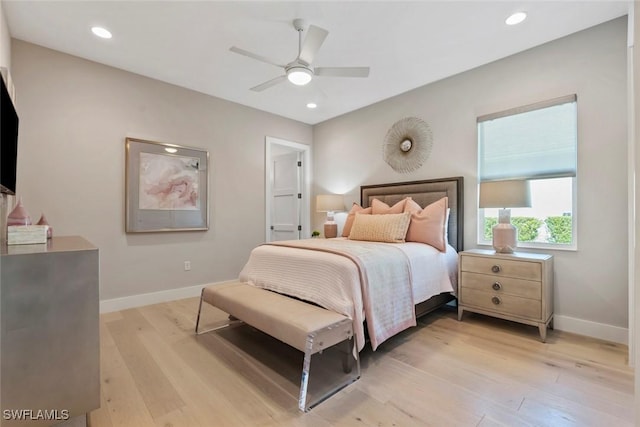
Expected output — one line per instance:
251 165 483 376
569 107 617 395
195 281 360 411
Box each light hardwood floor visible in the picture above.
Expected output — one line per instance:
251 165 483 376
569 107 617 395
89 298 635 427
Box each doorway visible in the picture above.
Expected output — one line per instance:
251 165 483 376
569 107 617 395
265 137 311 242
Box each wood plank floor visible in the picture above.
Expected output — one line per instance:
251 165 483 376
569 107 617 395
88 298 635 427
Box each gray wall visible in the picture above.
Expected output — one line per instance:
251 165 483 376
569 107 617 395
313 18 628 331
11 40 312 300
0 4 10 69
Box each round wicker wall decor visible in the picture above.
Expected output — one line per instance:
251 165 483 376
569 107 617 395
383 117 433 173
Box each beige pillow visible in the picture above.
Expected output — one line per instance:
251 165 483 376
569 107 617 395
404 197 449 252
371 198 407 214
342 204 372 237
348 212 411 243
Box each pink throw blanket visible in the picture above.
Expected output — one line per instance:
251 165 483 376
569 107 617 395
255 239 416 350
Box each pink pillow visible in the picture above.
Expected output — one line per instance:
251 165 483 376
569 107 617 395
371 198 407 214
404 197 449 252
342 204 372 237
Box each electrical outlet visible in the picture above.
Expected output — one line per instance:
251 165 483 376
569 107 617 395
184 261 191 271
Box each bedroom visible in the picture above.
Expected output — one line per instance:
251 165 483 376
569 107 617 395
0 1 638 426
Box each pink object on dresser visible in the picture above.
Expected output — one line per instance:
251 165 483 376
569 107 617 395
37 214 53 239
7 198 31 226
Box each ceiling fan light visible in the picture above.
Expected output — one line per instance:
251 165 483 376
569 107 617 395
287 67 312 86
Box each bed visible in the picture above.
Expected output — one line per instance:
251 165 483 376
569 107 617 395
239 177 463 351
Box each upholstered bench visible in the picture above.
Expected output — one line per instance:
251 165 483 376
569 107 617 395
195 281 360 411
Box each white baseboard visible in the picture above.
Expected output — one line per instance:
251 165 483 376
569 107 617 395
99 281 233 313
554 314 629 345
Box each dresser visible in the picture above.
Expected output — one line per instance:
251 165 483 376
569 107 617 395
1 236 100 426
457 249 553 341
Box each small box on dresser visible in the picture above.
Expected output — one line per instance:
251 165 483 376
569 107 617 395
7 225 48 245
458 249 554 342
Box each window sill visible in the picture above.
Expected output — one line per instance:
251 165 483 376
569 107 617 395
476 242 577 252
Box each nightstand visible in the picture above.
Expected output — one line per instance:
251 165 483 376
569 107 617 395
458 249 554 342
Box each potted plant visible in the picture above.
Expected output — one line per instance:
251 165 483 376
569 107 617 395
311 230 320 238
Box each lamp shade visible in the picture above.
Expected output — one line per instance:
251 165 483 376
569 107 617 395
316 194 344 212
479 180 531 209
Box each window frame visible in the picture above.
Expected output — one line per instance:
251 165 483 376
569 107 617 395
476 95 578 251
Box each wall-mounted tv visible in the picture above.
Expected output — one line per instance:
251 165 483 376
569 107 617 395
1 75 19 195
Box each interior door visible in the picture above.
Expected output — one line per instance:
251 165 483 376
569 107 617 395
270 151 301 241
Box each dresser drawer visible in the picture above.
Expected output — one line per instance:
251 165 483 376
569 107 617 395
461 256 541 281
460 272 541 300
460 288 541 320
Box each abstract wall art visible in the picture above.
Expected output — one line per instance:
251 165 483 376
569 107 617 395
125 137 209 232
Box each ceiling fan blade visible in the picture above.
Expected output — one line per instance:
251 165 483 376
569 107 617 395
314 67 370 78
229 46 285 69
298 25 329 65
250 75 287 92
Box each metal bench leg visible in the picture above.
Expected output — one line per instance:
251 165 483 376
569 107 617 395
298 336 360 412
341 339 353 373
195 289 243 336
195 288 205 334
298 338 313 412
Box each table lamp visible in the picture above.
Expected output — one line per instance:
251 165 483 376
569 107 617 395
479 180 531 253
316 194 344 238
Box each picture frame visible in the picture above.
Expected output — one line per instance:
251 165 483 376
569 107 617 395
125 137 209 233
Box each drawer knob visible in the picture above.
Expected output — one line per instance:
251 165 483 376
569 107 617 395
491 265 501 273
491 296 501 305
492 282 502 291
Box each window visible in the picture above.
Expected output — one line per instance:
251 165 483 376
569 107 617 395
477 95 577 249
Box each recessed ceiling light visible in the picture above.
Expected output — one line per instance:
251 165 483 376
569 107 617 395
505 12 527 26
164 147 178 154
91 26 112 39
306 103 317 109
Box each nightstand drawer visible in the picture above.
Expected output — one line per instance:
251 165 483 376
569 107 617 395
461 256 541 281
460 288 541 320
460 272 541 300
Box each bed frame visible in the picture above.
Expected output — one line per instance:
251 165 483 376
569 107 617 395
360 176 464 317
194 176 465 411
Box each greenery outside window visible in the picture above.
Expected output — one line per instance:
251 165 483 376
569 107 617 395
477 95 577 250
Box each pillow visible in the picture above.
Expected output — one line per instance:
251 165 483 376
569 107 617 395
404 197 449 252
371 198 407 215
445 207 451 243
348 212 411 243
342 204 372 237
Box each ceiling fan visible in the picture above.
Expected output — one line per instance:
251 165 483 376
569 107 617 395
230 19 370 92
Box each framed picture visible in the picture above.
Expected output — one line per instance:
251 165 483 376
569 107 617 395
125 137 209 232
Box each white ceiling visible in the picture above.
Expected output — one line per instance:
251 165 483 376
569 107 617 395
2 1 630 125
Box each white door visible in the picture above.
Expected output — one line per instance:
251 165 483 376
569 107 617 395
270 152 302 241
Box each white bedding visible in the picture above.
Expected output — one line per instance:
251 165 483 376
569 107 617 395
238 238 457 351
394 240 459 302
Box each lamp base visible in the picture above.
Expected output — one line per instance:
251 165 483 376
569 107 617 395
492 223 517 254
324 223 337 239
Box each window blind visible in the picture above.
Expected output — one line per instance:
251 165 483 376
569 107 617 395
478 95 577 182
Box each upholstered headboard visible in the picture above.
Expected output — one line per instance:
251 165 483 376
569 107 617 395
360 177 464 251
